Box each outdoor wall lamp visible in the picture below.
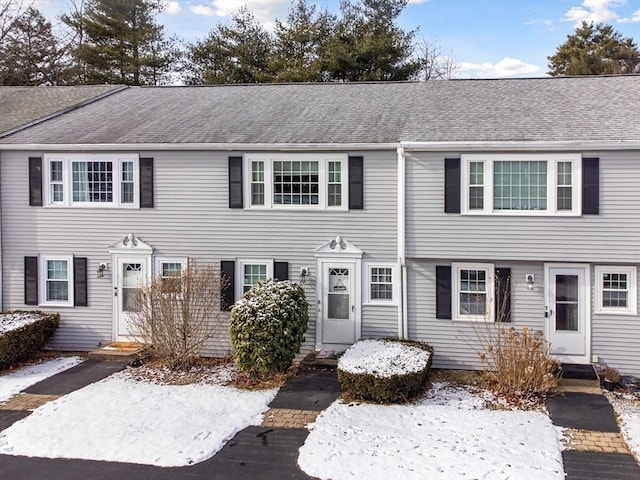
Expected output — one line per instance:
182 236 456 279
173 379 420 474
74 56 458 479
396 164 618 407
97 262 107 279
300 267 309 284
525 274 535 291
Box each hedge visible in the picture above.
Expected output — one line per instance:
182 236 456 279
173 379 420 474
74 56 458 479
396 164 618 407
0 311 60 370
337 338 434 403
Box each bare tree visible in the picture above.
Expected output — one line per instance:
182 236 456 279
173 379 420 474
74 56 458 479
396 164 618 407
0 0 30 44
129 262 229 370
415 36 458 80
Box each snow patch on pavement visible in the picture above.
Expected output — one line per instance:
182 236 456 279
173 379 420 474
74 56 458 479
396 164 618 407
0 372 277 467
606 392 640 460
298 383 564 480
0 356 83 402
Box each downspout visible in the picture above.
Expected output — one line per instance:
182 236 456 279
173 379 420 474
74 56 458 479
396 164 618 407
397 147 407 339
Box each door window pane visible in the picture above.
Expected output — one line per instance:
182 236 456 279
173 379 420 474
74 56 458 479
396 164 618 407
555 274 578 331
122 263 142 312
328 268 350 319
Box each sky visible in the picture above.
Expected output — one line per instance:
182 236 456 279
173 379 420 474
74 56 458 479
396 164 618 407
35 0 640 78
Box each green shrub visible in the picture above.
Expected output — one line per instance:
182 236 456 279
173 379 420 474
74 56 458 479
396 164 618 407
230 279 309 376
0 311 60 370
337 338 434 403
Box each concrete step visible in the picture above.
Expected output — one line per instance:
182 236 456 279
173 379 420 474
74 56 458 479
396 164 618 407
88 342 148 362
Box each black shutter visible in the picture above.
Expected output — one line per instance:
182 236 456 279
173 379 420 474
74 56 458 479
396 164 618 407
582 157 599 215
140 157 154 208
229 156 243 209
220 260 235 311
495 267 511 323
444 158 461 213
348 155 364 210
29 157 43 206
274 261 289 281
24 256 38 305
74 257 88 307
435 265 452 320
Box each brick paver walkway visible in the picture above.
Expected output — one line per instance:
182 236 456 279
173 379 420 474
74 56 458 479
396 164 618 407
1 393 61 411
261 408 319 429
562 428 630 454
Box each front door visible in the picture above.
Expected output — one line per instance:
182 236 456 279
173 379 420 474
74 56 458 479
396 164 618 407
545 265 590 363
114 256 149 341
321 262 357 345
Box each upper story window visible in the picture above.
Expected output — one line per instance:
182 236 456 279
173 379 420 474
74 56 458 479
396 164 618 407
44 154 139 208
594 266 637 315
461 154 581 216
245 154 348 210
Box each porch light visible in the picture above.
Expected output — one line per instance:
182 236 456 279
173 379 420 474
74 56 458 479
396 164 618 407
526 274 535 291
97 262 107 278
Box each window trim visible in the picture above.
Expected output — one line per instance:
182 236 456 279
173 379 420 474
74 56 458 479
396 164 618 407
452 262 495 322
39 255 74 307
363 263 398 306
235 259 273 300
43 153 140 208
244 153 348 210
460 154 582 216
594 265 637 316
154 257 188 291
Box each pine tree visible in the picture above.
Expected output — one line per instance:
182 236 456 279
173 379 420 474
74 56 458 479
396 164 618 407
326 0 420 81
62 0 176 85
183 7 273 84
548 22 640 76
270 0 336 82
0 7 67 85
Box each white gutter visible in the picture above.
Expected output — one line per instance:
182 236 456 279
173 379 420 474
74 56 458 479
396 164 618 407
400 140 640 152
0 142 401 152
396 147 407 339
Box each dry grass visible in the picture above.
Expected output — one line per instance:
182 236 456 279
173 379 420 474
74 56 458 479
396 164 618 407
428 368 483 387
232 363 299 390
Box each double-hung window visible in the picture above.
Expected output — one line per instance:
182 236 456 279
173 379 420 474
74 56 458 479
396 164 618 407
594 266 637 315
236 260 273 298
452 263 494 321
155 258 187 294
40 255 73 306
44 154 139 208
461 154 581 215
365 264 398 305
245 154 348 209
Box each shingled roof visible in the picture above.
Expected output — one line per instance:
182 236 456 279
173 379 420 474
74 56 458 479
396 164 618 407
1 76 638 146
0 85 126 137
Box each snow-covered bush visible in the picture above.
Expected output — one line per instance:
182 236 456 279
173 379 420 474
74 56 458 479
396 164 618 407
338 338 433 403
230 279 308 376
0 311 60 370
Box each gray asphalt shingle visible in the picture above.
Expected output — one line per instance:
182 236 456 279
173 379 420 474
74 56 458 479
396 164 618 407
1 76 638 145
0 85 125 136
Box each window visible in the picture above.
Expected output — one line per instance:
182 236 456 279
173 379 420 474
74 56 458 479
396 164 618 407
44 154 139 208
452 263 494 321
365 264 398 304
155 258 187 294
39 256 73 306
595 266 637 315
461 154 581 215
236 260 273 299
245 154 348 209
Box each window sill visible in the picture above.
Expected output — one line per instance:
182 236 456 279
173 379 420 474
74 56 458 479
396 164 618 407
593 309 637 316
363 301 398 307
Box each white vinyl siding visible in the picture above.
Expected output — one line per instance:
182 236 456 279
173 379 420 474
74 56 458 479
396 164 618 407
44 154 139 208
461 154 581 216
244 154 348 210
594 266 637 315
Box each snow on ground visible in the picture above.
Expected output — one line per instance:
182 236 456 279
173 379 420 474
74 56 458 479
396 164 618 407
298 382 564 480
0 370 277 467
0 356 83 402
0 312 44 334
338 339 431 377
606 392 640 460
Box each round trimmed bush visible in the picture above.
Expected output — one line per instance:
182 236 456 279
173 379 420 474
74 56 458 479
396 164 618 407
230 279 309 376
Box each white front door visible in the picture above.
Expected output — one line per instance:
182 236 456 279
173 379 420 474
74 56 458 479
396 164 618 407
320 261 357 346
545 265 590 363
113 256 150 341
